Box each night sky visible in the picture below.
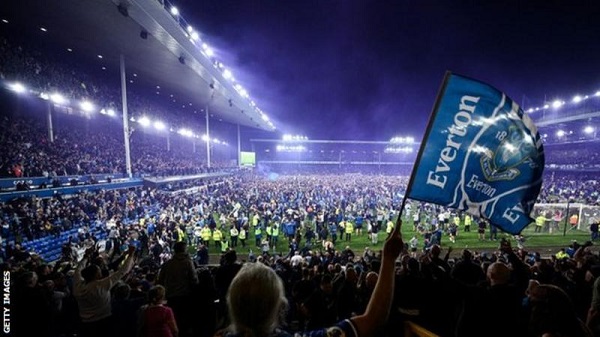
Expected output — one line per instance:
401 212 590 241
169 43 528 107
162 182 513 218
173 0 600 140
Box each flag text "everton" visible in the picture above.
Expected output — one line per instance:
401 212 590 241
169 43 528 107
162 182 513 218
426 95 480 189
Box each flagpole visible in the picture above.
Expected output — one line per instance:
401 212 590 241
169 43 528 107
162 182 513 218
396 71 453 227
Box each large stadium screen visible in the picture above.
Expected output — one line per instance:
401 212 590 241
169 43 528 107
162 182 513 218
240 151 256 166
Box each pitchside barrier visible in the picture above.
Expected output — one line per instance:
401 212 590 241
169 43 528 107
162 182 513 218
404 321 439 337
522 203 600 234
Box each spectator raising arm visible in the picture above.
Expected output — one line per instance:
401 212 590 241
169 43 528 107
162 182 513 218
351 220 403 337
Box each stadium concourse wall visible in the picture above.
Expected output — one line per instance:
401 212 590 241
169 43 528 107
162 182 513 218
0 172 234 202
0 173 127 190
0 179 143 202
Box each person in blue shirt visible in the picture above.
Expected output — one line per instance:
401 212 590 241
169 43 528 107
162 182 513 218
355 214 364 236
328 222 338 245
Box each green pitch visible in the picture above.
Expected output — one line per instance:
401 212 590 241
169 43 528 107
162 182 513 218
202 217 592 257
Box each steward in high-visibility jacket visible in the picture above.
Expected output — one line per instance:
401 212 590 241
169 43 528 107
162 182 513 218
239 227 247 247
266 224 273 242
255 226 263 246
535 215 547 233
453 215 461 227
271 223 280 247
175 227 185 242
464 215 472 232
555 249 569 259
221 239 229 253
201 226 212 246
344 221 353 242
213 228 223 249
386 220 394 235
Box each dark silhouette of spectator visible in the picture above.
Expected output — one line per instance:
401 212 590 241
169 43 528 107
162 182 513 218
157 241 197 337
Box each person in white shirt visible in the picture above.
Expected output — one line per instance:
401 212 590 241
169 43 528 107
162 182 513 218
73 246 135 337
290 251 304 267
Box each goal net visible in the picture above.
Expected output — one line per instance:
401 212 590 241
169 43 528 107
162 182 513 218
520 203 600 235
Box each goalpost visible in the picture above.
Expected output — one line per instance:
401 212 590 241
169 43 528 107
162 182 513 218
524 202 600 234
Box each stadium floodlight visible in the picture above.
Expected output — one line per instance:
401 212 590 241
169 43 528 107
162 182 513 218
201 134 209 142
239 88 249 98
187 25 193 33
384 146 413 154
556 130 565 137
595 91 600 97
170 6 179 16
213 138 220 144
202 43 214 56
138 116 151 127
9 82 26 94
80 100 95 112
584 126 595 134
191 32 199 41
543 104 549 109
261 114 269 121
222 69 232 80
551 100 563 108
100 108 115 116
572 95 582 103
390 136 413 144
153 121 166 130
178 128 193 137
527 108 534 113
50 93 66 105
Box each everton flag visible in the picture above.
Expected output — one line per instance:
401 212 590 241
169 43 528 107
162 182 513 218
406 72 544 234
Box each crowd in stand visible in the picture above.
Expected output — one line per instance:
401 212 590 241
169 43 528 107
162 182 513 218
0 36 234 178
545 142 600 168
1 173 599 337
0 111 232 179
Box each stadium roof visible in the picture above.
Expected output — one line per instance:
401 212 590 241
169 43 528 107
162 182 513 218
1 0 275 131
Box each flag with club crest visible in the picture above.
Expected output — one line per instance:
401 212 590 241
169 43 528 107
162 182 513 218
406 72 545 234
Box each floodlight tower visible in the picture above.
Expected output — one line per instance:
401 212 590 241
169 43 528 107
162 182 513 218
206 105 211 169
120 55 133 178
